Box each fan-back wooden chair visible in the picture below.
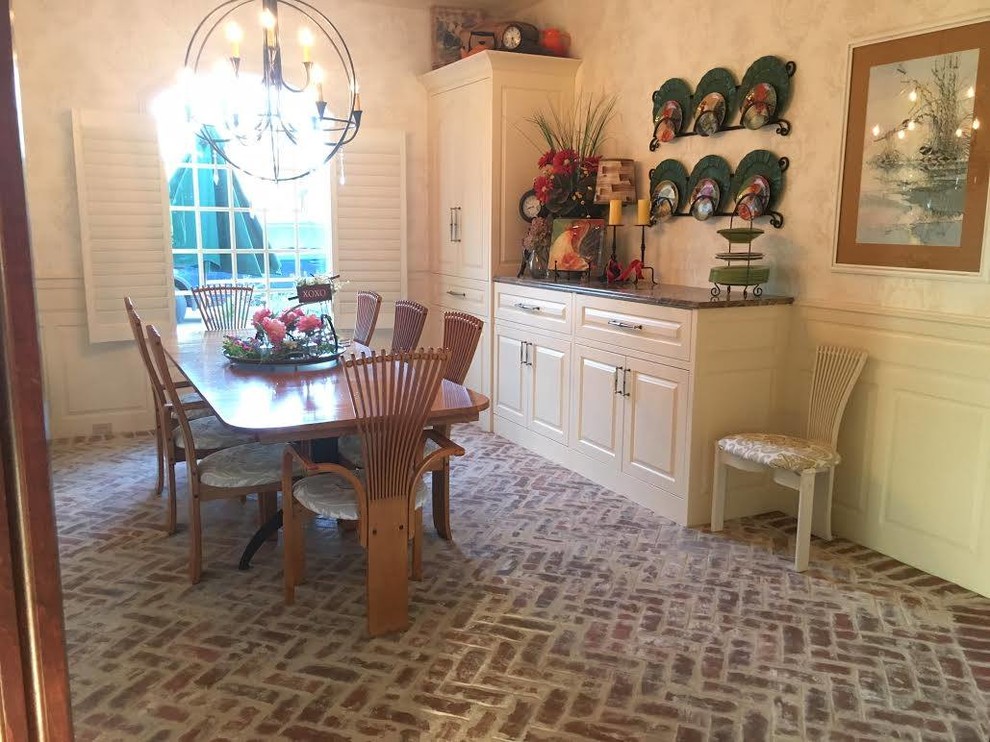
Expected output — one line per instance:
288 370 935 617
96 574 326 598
339 312 485 538
191 284 254 331
147 325 300 582
711 345 868 571
353 290 382 346
282 349 464 635
391 300 429 352
125 298 215 512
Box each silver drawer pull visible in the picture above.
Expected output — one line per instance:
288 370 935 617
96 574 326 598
446 290 467 297
608 319 643 330
514 302 541 311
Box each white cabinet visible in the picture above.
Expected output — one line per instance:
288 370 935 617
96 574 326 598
572 346 689 496
491 279 792 526
494 322 570 445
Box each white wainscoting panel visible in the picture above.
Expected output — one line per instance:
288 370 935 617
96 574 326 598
787 302 990 597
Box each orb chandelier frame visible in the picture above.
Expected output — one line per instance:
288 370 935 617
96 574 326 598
184 0 362 182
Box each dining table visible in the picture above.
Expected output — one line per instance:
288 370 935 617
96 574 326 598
165 329 490 569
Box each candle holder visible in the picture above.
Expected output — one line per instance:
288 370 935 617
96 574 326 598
634 223 659 286
604 223 623 282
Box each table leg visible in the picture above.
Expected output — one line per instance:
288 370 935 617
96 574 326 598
239 509 283 570
259 492 278 542
431 424 452 541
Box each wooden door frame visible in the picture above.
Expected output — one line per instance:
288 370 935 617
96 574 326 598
0 0 74 738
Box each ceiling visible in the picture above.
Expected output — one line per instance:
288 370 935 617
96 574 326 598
361 0 541 13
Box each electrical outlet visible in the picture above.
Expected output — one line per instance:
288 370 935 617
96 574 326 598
92 423 112 436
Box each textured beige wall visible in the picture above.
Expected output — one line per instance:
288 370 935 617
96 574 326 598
520 0 990 317
13 0 433 278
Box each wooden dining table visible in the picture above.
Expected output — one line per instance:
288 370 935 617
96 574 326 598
165 330 490 568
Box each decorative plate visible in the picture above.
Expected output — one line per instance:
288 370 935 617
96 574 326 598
731 150 785 211
716 251 765 261
648 159 689 219
740 83 778 130
738 56 792 126
650 78 693 149
687 154 731 217
651 181 680 221
690 179 720 220
717 227 765 244
691 68 737 136
734 175 771 220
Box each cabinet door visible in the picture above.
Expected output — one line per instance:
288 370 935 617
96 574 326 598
493 323 527 426
434 90 462 276
528 334 570 445
453 81 490 280
621 357 690 496
571 346 625 468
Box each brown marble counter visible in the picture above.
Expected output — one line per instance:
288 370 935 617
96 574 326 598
494 276 794 310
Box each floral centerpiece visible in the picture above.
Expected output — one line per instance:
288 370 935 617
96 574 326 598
529 95 616 219
222 275 344 364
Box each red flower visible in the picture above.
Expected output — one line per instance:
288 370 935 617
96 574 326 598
551 148 578 175
579 155 601 177
533 174 554 203
537 150 556 168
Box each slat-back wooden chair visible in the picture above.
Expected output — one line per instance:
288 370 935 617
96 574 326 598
147 325 299 582
191 284 254 331
282 349 464 635
391 300 429 352
125 297 217 527
711 345 868 571
353 290 382 346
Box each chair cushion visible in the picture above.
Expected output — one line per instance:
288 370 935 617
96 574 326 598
293 471 430 520
718 433 840 473
338 435 439 468
199 442 300 489
176 391 213 421
174 416 254 450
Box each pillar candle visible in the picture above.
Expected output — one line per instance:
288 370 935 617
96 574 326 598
637 198 650 225
608 198 622 226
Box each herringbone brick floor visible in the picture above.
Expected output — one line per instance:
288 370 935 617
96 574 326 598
52 426 990 741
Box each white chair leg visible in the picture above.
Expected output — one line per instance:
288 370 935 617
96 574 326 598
711 447 727 532
794 470 816 572
811 468 835 541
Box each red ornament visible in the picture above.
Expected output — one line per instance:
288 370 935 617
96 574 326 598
540 28 571 57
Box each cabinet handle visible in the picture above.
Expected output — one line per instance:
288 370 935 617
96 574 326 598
519 341 525 365
449 207 454 243
446 290 467 298
453 206 461 242
613 366 622 395
525 342 532 366
623 367 631 397
514 302 541 311
608 319 644 331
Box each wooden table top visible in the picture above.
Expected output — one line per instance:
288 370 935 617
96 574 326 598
166 331 490 441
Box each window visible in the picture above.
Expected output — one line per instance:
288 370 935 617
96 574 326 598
165 140 332 324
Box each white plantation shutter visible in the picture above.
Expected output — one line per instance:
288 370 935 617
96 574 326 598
72 109 174 343
330 129 407 331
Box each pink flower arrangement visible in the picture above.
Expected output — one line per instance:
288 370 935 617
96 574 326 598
260 317 287 346
296 313 323 334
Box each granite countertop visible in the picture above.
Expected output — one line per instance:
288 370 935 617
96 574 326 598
494 276 794 310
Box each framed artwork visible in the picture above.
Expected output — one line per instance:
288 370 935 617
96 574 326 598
834 19 990 274
548 218 605 273
430 6 486 69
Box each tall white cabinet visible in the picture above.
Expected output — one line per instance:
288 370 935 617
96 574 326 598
419 52 581 429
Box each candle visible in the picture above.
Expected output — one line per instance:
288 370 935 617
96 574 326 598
354 93 362 111
225 21 243 58
299 28 313 62
608 198 623 226
260 10 276 48
637 198 650 225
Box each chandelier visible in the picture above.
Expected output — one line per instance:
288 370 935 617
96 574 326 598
183 0 361 182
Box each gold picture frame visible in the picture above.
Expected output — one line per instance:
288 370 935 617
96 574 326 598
835 19 990 274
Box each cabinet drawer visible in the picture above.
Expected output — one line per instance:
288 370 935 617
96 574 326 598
494 283 571 334
432 276 489 316
574 295 693 362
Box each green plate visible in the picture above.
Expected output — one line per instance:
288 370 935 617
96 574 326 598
717 227 764 244
691 68 737 132
739 56 792 118
731 150 785 209
687 155 731 212
649 159 689 212
709 265 771 285
652 78 693 126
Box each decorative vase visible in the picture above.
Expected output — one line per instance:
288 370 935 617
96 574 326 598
528 242 550 279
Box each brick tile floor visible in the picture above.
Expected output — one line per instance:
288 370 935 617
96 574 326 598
52 426 990 740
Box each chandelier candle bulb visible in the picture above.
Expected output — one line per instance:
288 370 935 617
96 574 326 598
260 9 276 47
636 198 650 226
298 27 313 62
608 198 623 226
225 21 243 58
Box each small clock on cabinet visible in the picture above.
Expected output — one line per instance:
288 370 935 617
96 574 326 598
519 189 543 222
498 22 540 54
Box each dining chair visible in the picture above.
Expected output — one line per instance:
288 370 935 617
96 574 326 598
353 290 382 346
711 345 868 571
191 284 254 331
282 349 464 636
147 325 301 582
125 298 213 501
391 300 429 352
